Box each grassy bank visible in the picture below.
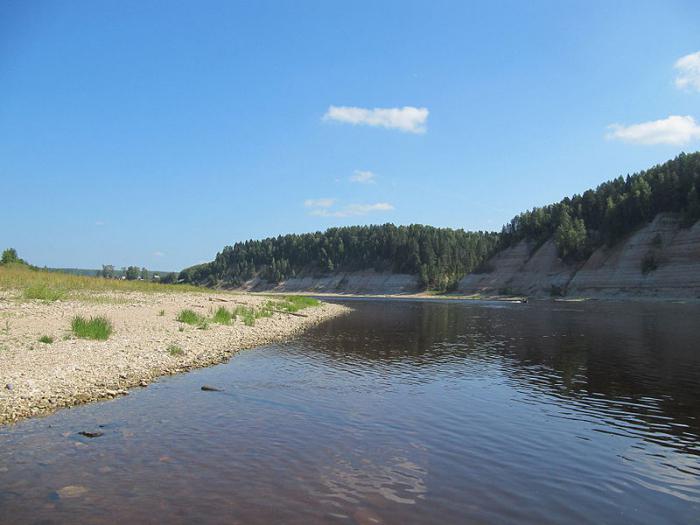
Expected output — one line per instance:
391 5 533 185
0 263 202 299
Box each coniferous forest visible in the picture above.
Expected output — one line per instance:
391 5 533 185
499 152 700 260
181 152 700 290
180 225 499 291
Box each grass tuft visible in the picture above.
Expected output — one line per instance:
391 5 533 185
280 295 319 311
167 344 184 356
212 306 233 325
38 335 54 344
71 316 113 340
23 284 66 302
158 309 165 316
234 305 256 326
176 309 204 325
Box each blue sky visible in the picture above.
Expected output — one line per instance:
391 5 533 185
2 0 700 270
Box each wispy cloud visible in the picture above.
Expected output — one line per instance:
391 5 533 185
304 198 335 208
606 115 700 145
305 199 394 218
153 251 165 257
350 170 376 184
95 221 105 226
674 51 700 92
323 106 428 133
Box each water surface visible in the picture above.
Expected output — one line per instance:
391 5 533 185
1 299 700 524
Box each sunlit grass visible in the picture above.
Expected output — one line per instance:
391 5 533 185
167 344 184 356
23 283 66 302
38 335 54 344
0 263 202 296
176 309 204 325
71 316 113 340
211 306 233 325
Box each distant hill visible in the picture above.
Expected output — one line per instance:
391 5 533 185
180 225 499 291
181 152 700 297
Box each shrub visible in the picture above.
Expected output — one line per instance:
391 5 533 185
641 252 659 275
550 284 566 297
38 335 54 344
71 316 113 340
176 309 204 325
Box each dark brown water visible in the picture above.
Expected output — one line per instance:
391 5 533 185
1 299 700 524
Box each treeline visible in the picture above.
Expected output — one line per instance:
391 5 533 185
99 265 176 282
500 152 700 259
180 224 499 291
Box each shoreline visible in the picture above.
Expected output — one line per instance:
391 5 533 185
0 290 350 425
255 290 700 304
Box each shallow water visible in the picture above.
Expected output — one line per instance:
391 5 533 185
1 299 700 524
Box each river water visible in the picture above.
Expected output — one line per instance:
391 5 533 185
1 299 699 524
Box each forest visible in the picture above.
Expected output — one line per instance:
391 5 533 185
499 152 700 260
180 152 700 290
179 224 499 291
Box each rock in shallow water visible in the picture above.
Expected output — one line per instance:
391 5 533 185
55 485 88 499
78 431 104 438
201 385 223 392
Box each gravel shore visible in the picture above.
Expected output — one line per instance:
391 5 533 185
0 291 349 425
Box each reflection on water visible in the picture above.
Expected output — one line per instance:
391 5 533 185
1 299 699 524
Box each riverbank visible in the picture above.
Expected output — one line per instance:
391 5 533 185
0 288 349 425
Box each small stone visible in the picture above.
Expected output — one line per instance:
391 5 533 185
78 431 104 438
4 384 12 391
56 485 88 499
201 385 223 392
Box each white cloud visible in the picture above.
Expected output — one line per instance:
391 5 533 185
304 198 335 208
323 105 429 133
606 115 700 145
95 221 104 226
674 51 700 91
350 170 376 184
309 202 394 218
153 251 165 257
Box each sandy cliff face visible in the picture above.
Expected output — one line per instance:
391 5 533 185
239 271 421 294
458 214 700 299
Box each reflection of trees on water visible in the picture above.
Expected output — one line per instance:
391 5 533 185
303 300 700 455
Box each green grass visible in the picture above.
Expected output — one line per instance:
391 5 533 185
176 309 204 325
23 283 66 302
232 305 256 326
71 316 113 340
178 326 185 332
167 344 184 356
211 306 233 325
279 295 319 311
38 335 54 344
1 262 202 296
158 309 165 316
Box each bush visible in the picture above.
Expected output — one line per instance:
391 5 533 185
71 316 113 340
550 284 566 297
641 252 659 275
